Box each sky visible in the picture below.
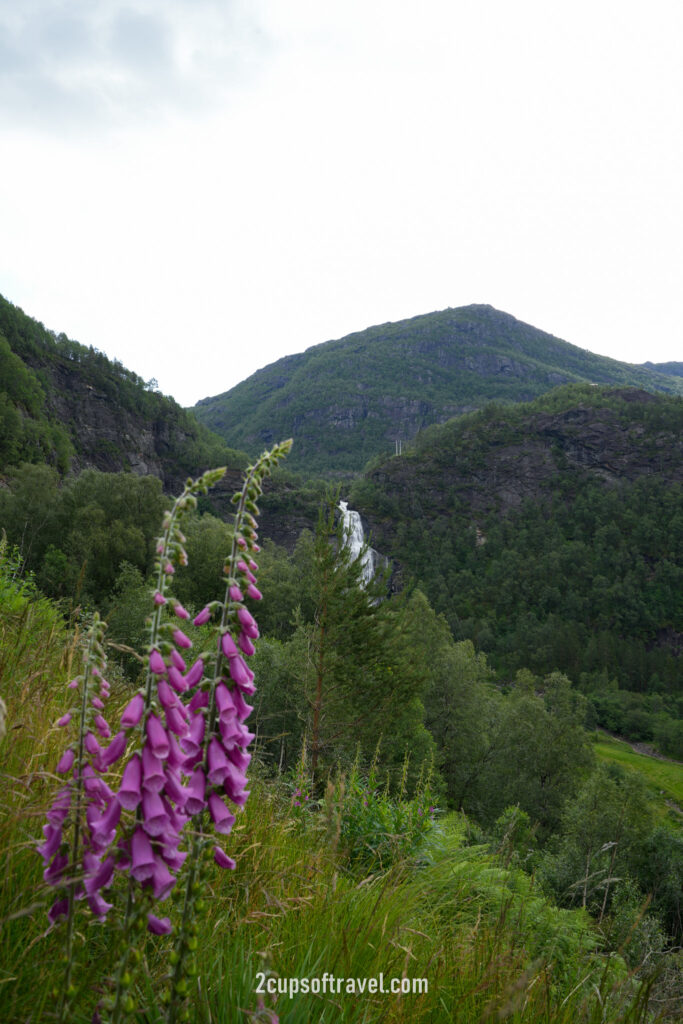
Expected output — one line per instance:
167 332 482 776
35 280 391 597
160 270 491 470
1 0 682 407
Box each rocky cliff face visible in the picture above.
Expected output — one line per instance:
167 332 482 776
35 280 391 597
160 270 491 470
360 389 683 547
0 293 236 492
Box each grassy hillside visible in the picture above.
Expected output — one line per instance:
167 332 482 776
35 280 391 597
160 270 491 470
594 735 683 817
194 304 683 474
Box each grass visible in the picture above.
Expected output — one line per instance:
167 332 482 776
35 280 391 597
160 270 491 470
594 735 683 825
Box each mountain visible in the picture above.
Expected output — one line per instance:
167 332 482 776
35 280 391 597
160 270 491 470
0 294 244 489
193 305 683 475
641 360 683 379
348 384 682 715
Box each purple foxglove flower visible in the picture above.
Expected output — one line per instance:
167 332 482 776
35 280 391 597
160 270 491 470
130 828 156 881
246 584 262 601
215 682 236 718
142 747 165 793
172 629 192 650
56 748 75 774
87 890 113 920
48 898 69 924
92 797 122 838
46 787 71 826
149 649 167 675
232 689 253 723
238 633 255 657
94 714 111 740
38 824 63 862
153 591 166 605
161 847 187 872
235 724 256 747
90 855 116 893
185 768 206 815
170 648 187 672
252 542 260 553
165 705 190 738
228 585 243 602
219 715 242 746
183 749 202 771
83 767 111 803
236 536 247 549
84 732 101 757
117 753 142 809
182 712 205 758
162 797 186 835
142 791 171 837
44 851 68 884
157 680 179 711
248 559 258 572
184 657 204 689
213 847 236 870
91 696 104 710
168 665 188 693
228 746 252 773
147 914 172 934
221 632 239 659
121 693 145 728
173 602 189 620
164 562 175 575
207 738 230 786
223 761 248 803
163 768 187 808
229 787 250 808
166 731 186 770
146 713 170 758
56 712 72 727
188 689 209 713
208 793 236 835
237 561 257 584
151 859 176 900
237 606 259 638
67 678 79 690
99 731 127 770
228 654 252 690
193 606 211 626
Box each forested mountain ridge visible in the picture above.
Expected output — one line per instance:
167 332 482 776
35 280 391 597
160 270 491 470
0 294 243 488
348 385 683 749
193 304 683 474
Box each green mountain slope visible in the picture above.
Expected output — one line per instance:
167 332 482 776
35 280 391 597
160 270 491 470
349 385 683 746
0 294 243 487
194 305 683 474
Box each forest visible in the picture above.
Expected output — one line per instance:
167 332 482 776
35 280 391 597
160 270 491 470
1 460 682 1021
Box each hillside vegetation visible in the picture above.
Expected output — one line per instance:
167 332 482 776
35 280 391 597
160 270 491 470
193 304 683 474
350 385 683 757
0 294 244 487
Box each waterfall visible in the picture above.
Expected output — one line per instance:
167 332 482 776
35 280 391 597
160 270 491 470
338 500 376 587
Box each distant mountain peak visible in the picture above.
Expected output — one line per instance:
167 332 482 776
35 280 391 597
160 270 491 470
193 304 682 475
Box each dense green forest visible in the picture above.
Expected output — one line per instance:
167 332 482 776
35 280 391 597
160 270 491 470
347 386 683 758
1 476 682 1021
193 304 683 474
0 293 243 483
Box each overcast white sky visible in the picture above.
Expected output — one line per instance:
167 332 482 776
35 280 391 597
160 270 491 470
1 0 681 406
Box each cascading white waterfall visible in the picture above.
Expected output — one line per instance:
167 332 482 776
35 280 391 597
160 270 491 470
338 500 375 586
